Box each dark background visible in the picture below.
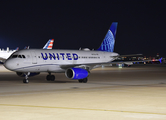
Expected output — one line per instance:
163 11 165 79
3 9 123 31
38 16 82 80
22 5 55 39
0 0 165 57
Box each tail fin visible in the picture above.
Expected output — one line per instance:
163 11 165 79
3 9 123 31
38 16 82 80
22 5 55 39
97 22 118 52
43 39 54 49
24 46 30 49
15 47 19 51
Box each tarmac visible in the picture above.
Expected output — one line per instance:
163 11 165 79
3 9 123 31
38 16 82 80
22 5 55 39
0 64 166 120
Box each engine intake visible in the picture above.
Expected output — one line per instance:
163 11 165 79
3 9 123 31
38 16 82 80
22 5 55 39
65 68 89 80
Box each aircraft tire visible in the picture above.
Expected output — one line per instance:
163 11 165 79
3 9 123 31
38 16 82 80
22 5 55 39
46 75 51 81
78 78 88 83
78 79 83 83
23 79 29 83
82 78 88 83
50 75 55 81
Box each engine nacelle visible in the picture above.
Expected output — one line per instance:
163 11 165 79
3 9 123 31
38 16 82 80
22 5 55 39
65 68 89 80
16 72 40 77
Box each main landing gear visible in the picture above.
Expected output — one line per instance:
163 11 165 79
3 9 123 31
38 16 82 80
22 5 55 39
23 72 30 83
78 78 88 83
46 72 55 81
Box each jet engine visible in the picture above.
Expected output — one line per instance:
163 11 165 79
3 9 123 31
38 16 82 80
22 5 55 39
65 68 89 79
16 72 40 77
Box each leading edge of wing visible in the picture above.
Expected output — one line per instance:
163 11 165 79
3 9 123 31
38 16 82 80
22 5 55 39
0 57 7 61
113 54 142 58
59 54 143 70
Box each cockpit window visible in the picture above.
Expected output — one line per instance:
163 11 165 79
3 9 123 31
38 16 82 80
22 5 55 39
22 55 26 58
11 54 26 58
18 55 22 58
12 55 18 58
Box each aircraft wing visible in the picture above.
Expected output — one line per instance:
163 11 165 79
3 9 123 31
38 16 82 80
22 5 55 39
0 57 7 64
92 60 146 69
60 54 144 70
0 57 7 60
116 54 142 57
110 54 142 59
60 59 150 70
59 62 129 70
60 62 109 70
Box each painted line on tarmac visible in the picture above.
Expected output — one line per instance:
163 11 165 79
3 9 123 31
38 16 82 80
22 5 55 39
0 104 166 116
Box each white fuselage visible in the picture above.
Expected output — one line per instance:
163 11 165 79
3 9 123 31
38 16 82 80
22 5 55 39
4 49 119 72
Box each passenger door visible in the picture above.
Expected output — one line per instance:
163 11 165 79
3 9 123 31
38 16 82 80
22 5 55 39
30 51 37 64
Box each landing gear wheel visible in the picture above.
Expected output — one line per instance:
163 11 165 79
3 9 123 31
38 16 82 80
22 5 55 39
78 78 88 83
46 75 51 81
50 75 55 81
46 75 55 81
78 79 83 83
23 79 29 83
82 78 88 83
23 72 30 83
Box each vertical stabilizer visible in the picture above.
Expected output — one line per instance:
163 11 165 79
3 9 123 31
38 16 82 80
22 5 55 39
97 22 118 52
24 46 29 49
7 47 9 52
15 47 19 51
43 39 54 49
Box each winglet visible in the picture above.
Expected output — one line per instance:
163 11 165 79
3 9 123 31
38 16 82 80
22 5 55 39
43 39 54 49
97 22 118 52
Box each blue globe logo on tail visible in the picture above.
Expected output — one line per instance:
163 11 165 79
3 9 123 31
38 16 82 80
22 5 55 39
97 22 118 52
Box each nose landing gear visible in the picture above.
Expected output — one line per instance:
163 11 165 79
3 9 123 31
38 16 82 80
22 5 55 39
23 79 29 83
23 72 30 83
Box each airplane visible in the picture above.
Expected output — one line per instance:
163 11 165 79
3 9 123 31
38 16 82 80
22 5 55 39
4 22 141 83
0 39 54 63
0 47 19 63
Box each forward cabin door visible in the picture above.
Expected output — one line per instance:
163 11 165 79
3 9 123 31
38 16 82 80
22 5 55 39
30 51 37 64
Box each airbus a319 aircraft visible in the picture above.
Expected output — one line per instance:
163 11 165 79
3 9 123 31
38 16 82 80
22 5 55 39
4 22 139 83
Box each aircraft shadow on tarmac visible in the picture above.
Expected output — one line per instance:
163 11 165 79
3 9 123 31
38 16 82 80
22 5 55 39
0 75 166 87
0 73 77 83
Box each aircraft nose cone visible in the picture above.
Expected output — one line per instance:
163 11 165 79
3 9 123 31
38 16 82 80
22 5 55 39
4 60 14 71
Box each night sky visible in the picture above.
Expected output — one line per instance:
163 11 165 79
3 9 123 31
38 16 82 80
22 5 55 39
0 1 166 57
